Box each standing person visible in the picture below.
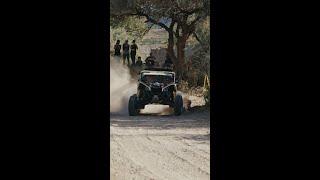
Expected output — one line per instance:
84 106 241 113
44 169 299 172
130 40 138 65
122 40 130 65
114 40 121 56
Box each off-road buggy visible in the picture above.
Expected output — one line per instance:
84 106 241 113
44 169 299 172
128 67 183 116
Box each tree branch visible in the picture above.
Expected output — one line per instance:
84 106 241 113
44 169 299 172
145 16 170 32
193 32 204 45
189 14 206 28
175 24 181 38
135 8 172 32
172 0 205 15
177 7 203 15
169 19 176 30
141 24 154 37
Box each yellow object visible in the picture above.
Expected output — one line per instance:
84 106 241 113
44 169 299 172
203 74 210 90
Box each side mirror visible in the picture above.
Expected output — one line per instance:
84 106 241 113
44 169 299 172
175 80 179 84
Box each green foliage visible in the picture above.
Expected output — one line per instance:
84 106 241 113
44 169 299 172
110 16 150 53
195 17 210 47
110 15 149 40
110 27 128 47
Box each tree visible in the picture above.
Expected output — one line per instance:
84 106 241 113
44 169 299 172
137 0 209 78
118 0 210 78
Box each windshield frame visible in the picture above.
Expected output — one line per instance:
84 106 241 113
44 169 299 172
139 72 175 84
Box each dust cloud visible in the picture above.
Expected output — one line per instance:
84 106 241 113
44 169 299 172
110 56 136 114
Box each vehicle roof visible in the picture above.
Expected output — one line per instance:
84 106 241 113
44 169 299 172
140 70 175 76
143 67 173 71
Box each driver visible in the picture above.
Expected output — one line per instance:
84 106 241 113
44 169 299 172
164 75 173 84
145 53 156 67
146 75 154 83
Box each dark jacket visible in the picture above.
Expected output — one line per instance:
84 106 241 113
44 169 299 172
136 60 142 66
114 44 121 55
145 56 155 66
130 43 138 54
122 43 129 54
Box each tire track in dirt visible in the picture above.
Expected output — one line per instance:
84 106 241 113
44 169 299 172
111 132 159 180
110 111 210 180
113 133 206 180
151 134 210 173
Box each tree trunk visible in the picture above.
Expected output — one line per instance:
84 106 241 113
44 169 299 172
175 35 188 79
167 21 177 69
168 31 175 60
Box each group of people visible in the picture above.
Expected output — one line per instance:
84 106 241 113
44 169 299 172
114 39 139 66
143 52 173 69
113 39 173 68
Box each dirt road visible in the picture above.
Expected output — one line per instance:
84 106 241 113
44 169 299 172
110 107 210 180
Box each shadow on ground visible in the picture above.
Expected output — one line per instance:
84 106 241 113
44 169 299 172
179 134 210 143
110 110 210 130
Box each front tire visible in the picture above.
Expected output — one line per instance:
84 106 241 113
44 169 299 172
174 94 183 116
128 94 138 116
